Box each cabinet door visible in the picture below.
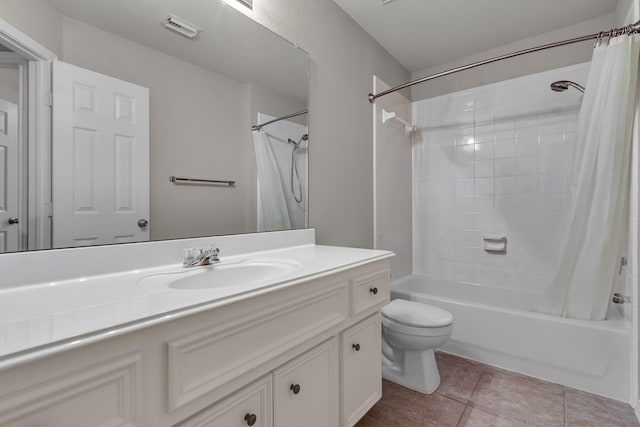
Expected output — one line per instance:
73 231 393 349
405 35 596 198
178 375 272 427
341 314 382 427
273 338 339 427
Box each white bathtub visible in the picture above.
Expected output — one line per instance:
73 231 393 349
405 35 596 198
392 275 631 402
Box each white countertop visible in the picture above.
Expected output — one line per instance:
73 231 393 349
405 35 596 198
0 239 392 370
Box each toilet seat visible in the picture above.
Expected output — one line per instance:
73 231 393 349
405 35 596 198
382 316 453 337
382 299 453 328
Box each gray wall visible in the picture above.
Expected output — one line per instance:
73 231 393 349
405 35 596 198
0 0 62 57
410 14 617 101
0 67 19 104
374 76 412 279
233 0 411 248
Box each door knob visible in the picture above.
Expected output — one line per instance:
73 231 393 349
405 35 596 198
244 413 257 426
137 219 149 228
8 218 18 225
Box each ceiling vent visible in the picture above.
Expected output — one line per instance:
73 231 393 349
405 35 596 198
163 14 202 39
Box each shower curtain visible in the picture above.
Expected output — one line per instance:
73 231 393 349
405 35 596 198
542 33 640 320
252 130 292 231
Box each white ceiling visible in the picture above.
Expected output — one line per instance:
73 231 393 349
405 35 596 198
333 0 620 72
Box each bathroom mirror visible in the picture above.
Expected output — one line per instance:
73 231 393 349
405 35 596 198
0 0 309 253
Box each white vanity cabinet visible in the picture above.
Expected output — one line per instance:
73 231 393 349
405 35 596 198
341 314 382 427
0 258 390 427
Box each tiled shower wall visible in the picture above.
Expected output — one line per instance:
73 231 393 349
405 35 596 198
412 63 590 291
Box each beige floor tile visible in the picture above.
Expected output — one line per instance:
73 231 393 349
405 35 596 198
435 351 487 403
366 380 466 427
354 414 388 427
565 387 640 427
458 404 527 427
359 354 640 427
470 367 565 426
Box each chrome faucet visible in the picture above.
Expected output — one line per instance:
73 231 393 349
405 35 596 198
183 245 220 267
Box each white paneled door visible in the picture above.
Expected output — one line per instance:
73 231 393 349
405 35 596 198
0 98 19 253
52 60 149 248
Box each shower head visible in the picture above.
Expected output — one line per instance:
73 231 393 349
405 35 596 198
288 134 308 147
550 80 585 93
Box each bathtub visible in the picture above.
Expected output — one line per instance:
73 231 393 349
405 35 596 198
392 275 631 402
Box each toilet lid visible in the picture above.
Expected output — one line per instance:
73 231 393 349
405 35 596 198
382 299 453 328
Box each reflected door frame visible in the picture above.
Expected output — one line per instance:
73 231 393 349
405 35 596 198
0 17 57 250
0 53 28 252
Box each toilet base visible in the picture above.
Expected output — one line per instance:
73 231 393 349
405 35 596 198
382 348 441 394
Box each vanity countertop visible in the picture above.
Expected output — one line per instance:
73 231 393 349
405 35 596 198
0 242 392 370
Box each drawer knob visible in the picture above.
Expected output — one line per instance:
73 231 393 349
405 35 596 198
244 413 257 426
290 383 301 395
352 343 361 351
370 287 378 295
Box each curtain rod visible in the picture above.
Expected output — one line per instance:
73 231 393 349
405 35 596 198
252 109 308 131
368 20 640 104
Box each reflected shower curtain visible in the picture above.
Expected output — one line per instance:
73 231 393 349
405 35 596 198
252 130 292 232
541 34 640 320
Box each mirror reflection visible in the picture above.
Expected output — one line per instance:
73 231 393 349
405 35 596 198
0 0 309 254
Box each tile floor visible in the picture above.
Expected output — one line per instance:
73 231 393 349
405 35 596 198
356 352 640 427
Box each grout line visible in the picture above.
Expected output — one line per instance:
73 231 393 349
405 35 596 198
455 402 469 427
467 361 488 403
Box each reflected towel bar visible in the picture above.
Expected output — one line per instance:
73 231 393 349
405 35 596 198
169 176 235 186
252 109 308 131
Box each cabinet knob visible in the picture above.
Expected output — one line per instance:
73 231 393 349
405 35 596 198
244 413 257 426
369 287 378 295
352 343 361 351
8 217 19 225
290 383 301 395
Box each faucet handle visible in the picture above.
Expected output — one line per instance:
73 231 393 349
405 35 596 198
208 244 220 261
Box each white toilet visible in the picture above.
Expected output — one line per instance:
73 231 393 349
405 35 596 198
381 299 453 394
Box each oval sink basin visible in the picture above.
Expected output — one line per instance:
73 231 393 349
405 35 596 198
168 257 302 290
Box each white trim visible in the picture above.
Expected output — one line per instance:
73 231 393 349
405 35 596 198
372 75 378 249
0 17 55 251
29 60 52 250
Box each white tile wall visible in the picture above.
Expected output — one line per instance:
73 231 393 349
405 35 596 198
412 63 590 291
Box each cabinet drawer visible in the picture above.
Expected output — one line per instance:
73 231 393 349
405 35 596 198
177 375 272 427
341 314 382 427
273 338 339 427
168 280 348 410
350 268 390 316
